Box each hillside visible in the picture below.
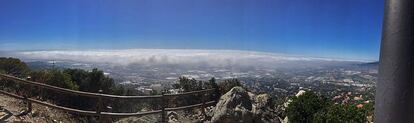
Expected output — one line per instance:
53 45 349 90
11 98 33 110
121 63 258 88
0 57 375 123
0 94 77 122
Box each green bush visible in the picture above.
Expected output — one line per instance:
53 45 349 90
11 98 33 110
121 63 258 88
0 57 29 77
0 57 30 92
0 57 160 122
287 91 373 123
218 78 241 95
286 91 329 123
313 104 368 123
175 76 201 92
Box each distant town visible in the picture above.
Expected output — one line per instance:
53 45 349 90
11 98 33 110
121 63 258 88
26 58 378 106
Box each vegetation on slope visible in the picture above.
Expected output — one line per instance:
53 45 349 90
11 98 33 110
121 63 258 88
0 57 135 122
286 91 373 123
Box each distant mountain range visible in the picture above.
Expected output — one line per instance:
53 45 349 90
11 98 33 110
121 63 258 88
360 61 379 67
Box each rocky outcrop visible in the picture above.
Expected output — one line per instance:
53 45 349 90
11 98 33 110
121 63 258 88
211 87 254 123
253 94 280 123
211 87 281 123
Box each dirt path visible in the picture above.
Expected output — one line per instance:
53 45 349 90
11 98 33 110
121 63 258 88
0 94 77 123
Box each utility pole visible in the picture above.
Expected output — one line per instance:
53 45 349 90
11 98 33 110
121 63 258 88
52 60 55 69
375 0 414 122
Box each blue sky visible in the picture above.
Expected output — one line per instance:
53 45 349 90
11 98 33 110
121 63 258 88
0 0 384 61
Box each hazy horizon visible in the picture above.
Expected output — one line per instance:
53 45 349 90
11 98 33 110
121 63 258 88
3 48 375 60
0 49 371 71
0 0 384 61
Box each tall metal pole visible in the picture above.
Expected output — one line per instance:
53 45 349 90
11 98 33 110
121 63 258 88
375 0 414 122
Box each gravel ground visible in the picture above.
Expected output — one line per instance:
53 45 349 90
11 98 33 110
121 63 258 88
0 94 77 123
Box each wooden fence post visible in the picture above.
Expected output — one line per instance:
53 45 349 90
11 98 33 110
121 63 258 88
17 94 32 116
213 86 219 102
105 105 112 123
201 93 207 120
24 95 32 114
25 76 32 115
97 90 104 123
161 91 166 123
161 92 166 123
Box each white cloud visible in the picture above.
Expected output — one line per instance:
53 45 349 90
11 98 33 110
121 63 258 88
15 49 362 68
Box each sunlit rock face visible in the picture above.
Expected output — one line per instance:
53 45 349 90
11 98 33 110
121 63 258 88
211 87 254 123
211 87 281 123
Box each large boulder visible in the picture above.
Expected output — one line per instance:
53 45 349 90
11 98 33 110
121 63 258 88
255 94 271 109
211 87 254 123
253 94 281 123
211 87 281 123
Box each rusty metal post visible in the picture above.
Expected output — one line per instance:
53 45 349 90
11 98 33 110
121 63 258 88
375 0 414 122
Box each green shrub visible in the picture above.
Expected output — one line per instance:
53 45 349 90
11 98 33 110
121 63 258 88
286 91 329 123
0 57 29 77
218 78 241 95
313 103 373 123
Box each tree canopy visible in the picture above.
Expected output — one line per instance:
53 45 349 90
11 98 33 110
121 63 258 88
0 57 29 77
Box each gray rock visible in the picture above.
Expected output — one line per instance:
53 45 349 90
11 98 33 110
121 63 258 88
168 111 179 123
210 87 282 123
253 94 280 123
255 94 271 109
211 87 254 123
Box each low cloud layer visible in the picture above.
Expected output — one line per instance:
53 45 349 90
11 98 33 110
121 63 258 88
14 49 362 68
